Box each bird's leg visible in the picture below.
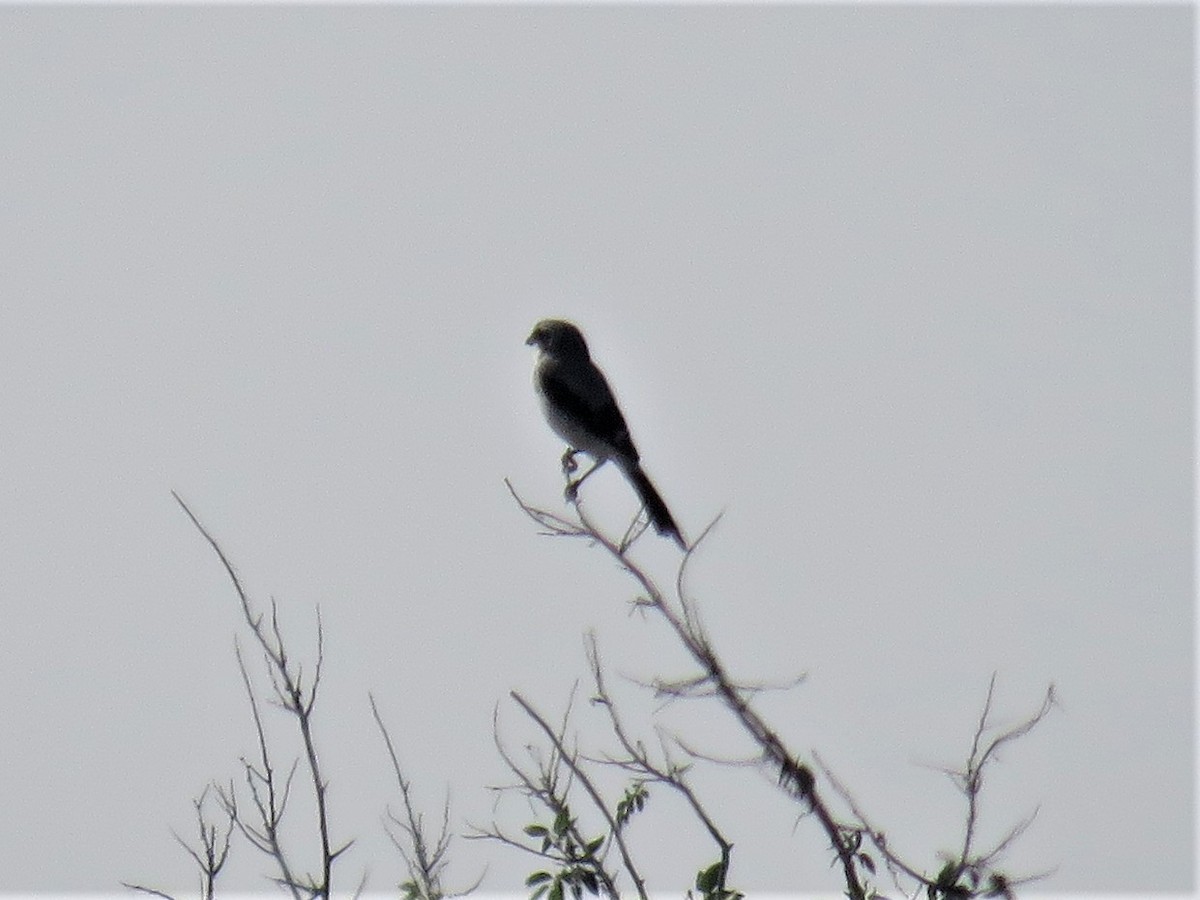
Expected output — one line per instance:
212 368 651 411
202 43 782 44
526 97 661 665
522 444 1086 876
561 447 579 475
565 458 605 502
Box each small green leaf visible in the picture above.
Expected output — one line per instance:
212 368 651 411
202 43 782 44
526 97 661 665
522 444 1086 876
696 861 724 893
553 808 571 837
526 872 553 887
935 861 957 886
525 824 549 839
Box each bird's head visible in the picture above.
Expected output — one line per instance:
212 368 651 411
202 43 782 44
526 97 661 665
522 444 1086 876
526 319 590 358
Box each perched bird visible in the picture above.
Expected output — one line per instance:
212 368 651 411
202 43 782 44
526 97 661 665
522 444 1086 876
526 319 686 549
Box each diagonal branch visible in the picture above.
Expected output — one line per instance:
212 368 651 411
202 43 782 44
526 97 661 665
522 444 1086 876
509 486 867 899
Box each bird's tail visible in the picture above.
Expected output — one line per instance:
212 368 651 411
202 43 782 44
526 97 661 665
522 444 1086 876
623 463 687 550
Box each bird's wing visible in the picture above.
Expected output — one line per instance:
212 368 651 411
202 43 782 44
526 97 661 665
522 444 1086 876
539 358 639 461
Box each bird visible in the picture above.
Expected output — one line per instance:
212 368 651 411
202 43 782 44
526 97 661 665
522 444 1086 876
526 318 686 550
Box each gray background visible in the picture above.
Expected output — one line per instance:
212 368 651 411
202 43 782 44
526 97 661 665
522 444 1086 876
0 5 1192 894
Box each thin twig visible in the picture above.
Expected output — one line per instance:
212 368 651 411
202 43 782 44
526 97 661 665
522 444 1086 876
370 693 452 899
511 690 648 900
508 482 866 898
173 492 344 899
586 634 737 893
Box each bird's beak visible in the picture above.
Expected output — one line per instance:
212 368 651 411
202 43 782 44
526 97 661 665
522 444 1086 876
525 331 538 346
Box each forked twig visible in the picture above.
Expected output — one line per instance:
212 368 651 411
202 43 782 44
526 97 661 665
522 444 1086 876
172 492 346 899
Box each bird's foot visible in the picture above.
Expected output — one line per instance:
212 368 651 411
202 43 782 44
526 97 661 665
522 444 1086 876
564 479 580 502
561 448 578 475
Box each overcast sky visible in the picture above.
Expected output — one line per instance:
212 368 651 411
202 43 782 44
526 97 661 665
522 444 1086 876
0 4 1192 896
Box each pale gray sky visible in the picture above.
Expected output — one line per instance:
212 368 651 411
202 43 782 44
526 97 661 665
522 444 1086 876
0 4 1192 895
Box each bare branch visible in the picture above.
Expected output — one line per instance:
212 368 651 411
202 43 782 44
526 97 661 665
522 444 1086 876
172 493 344 899
371 693 456 900
816 676 1058 897
815 751 931 887
124 783 236 900
586 634 737 893
507 482 871 899
121 883 177 900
